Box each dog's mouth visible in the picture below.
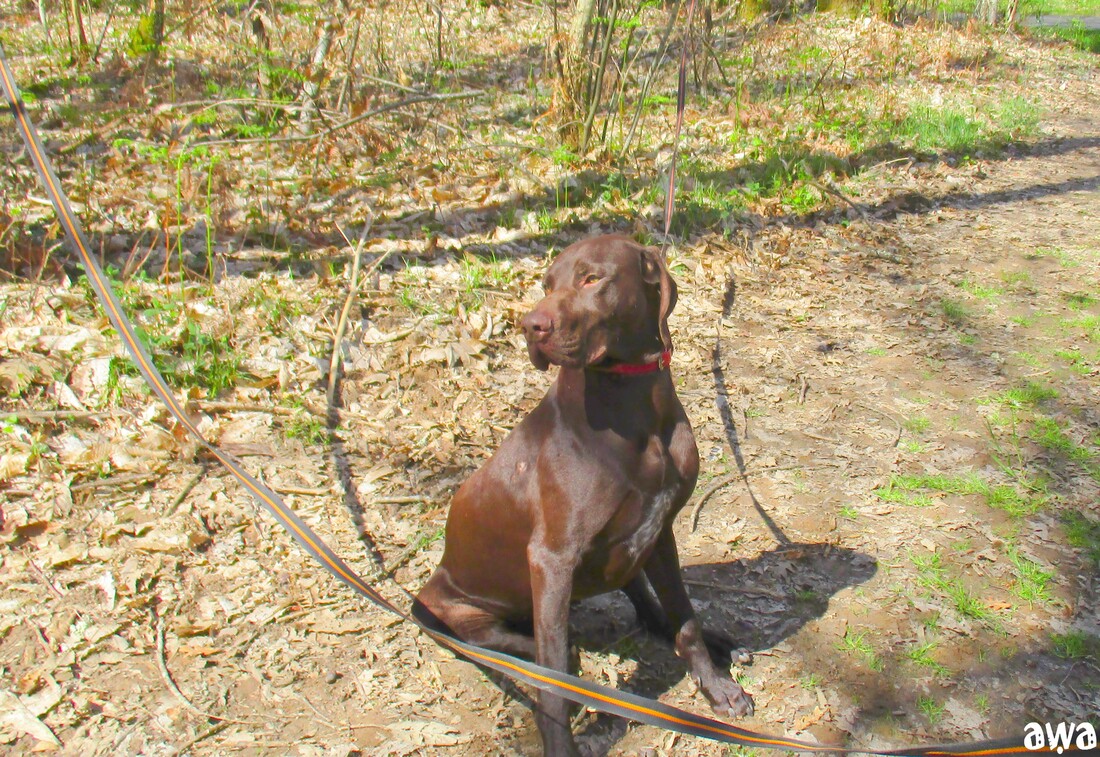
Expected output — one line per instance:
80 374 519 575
526 336 603 372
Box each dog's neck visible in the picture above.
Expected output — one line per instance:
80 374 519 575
553 349 677 435
589 349 672 376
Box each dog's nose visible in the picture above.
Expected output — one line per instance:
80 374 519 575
522 309 554 341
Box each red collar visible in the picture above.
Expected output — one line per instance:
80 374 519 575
593 349 672 376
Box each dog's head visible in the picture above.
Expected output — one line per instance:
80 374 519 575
521 235 677 371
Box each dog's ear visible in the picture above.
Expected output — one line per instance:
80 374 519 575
640 246 677 353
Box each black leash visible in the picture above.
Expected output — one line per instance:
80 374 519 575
0 44 1063 756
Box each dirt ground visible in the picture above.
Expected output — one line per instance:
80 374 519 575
1 10 1098 757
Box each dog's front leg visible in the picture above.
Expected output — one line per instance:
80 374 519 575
643 528 755 719
529 545 581 757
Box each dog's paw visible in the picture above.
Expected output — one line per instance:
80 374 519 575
700 677 755 719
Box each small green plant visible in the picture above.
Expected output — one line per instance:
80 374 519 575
411 527 446 554
941 299 969 324
904 640 949 676
1030 416 1093 465
1038 21 1100 54
874 484 934 507
1008 547 1054 604
904 415 931 434
284 413 327 445
1051 631 1098 660
899 439 928 455
838 629 882 670
917 695 945 725
1063 292 1098 311
900 105 983 154
992 381 1058 409
800 673 822 690
959 278 1003 300
1061 511 1100 567
459 253 515 310
910 550 997 625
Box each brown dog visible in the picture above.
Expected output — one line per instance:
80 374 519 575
413 235 753 755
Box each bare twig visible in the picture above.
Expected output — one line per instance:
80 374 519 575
166 466 207 516
155 613 221 721
192 400 327 417
192 90 484 148
328 219 374 408
6 409 122 422
70 472 160 492
808 178 870 223
169 721 230 757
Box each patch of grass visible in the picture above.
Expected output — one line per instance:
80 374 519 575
460 253 515 309
1037 21 1100 55
992 381 1058 409
989 96 1042 141
890 472 987 495
800 673 822 690
910 550 997 624
900 105 984 154
917 695 945 725
959 278 1003 300
874 484 935 507
411 526 446 554
941 298 969 324
904 414 931 434
899 439 929 455
1051 348 1090 374
1063 291 1098 311
1051 631 1099 660
839 504 860 519
397 285 436 314
1063 313 1100 341
1029 246 1080 267
1007 547 1055 604
283 413 327 445
1026 415 1099 484
945 580 995 622
1061 511 1100 567
838 629 882 671
999 270 1032 287
110 283 241 398
904 640 950 677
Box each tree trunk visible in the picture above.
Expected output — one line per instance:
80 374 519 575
975 0 998 25
69 0 88 58
298 16 339 135
555 0 600 147
149 0 165 62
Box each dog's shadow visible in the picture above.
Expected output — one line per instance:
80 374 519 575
556 541 877 753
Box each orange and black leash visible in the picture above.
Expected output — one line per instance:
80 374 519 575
0 45 1067 756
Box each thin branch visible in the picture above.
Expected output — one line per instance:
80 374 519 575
191 90 483 148
328 219 374 408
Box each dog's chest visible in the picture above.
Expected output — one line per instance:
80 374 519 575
596 437 686 575
621 485 677 560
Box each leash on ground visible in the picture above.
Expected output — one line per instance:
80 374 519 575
0 44 1064 756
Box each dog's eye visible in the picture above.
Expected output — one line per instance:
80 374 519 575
582 274 601 287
